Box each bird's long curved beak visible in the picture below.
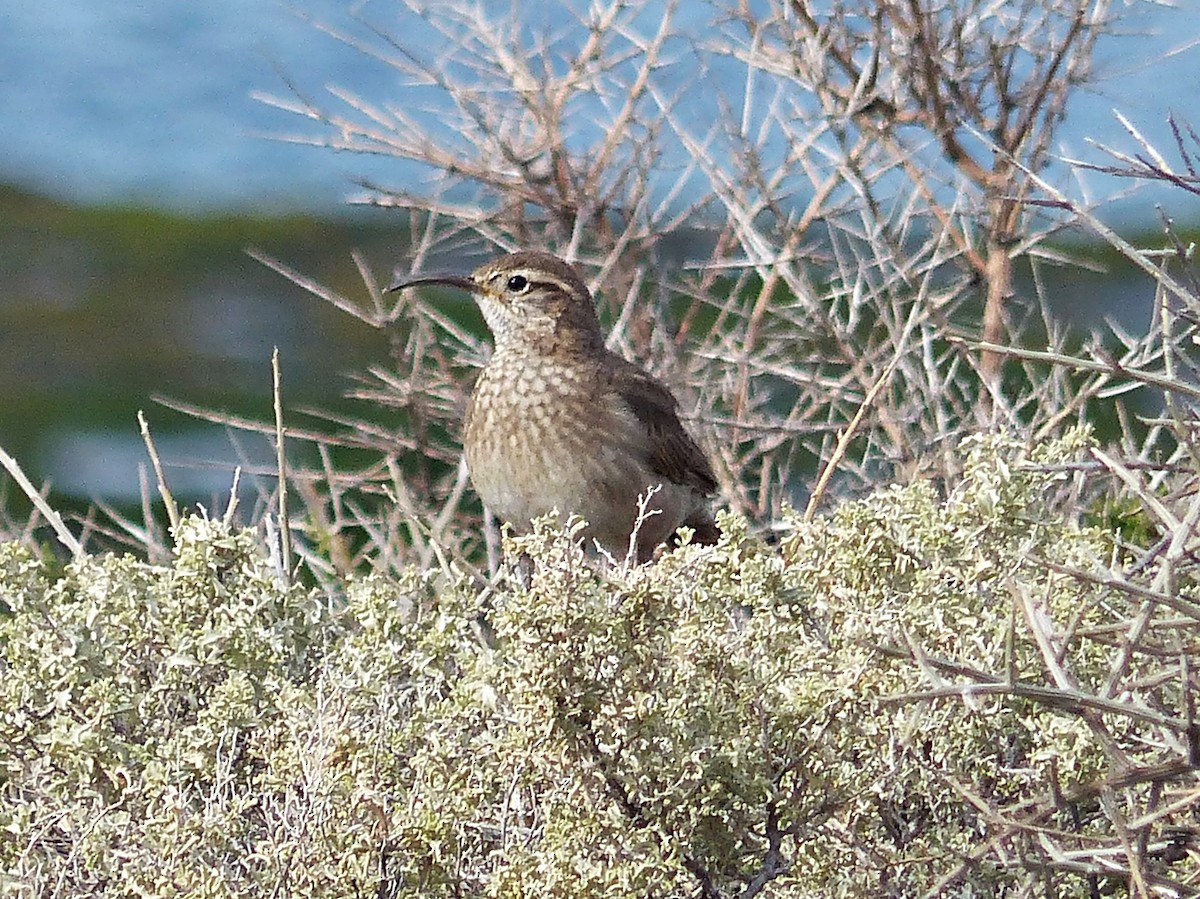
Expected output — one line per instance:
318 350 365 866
387 272 477 293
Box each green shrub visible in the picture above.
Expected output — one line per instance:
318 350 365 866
3 432 1196 896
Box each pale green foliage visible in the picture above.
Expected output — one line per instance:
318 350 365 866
2 433 1196 896
0 519 330 896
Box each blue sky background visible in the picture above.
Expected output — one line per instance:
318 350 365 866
0 1 1197 224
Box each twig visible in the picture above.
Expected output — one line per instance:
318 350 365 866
138 410 180 534
0 446 83 559
273 348 293 582
804 303 915 521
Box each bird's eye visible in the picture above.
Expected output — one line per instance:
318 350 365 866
506 274 528 292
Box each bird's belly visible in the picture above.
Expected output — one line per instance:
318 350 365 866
464 385 682 551
466 418 628 525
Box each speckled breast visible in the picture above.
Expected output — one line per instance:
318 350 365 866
462 353 662 545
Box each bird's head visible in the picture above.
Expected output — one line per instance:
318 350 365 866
390 251 603 352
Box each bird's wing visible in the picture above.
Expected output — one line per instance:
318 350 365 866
608 357 717 495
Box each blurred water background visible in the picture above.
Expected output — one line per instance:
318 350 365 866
1 0 1198 510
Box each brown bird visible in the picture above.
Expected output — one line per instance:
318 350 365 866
390 250 719 563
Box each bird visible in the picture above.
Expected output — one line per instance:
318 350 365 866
389 250 719 563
